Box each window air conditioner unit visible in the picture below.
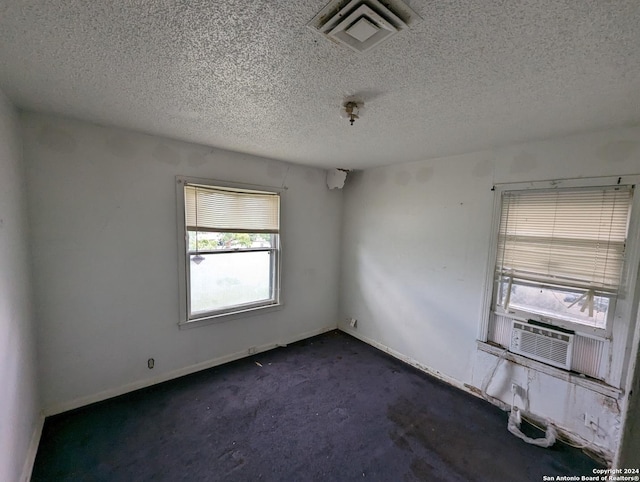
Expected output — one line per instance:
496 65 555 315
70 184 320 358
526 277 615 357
510 321 574 370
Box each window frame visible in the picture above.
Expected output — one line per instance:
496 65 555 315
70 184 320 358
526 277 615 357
493 277 617 336
478 175 640 388
176 176 284 328
492 184 632 338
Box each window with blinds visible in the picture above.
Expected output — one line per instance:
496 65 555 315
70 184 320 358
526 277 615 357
179 180 281 322
494 185 633 330
185 185 280 234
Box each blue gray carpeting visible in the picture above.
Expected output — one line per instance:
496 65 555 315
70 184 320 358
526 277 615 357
32 330 602 481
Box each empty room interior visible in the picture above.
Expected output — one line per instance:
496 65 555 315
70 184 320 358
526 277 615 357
2 0 640 480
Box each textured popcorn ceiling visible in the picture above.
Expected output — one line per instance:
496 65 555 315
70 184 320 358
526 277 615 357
0 1 639 169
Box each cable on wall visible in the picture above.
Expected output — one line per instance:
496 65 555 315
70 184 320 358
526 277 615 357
481 349 557 448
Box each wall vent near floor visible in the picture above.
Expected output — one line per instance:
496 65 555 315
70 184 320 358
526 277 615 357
307 0 420 54
510 321 574 370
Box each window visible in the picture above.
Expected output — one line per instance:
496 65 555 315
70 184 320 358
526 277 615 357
493 185 633 334
177 177 281 324
480 177 640 385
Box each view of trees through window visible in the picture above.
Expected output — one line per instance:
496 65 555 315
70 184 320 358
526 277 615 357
188 232 273 252
497 278 609 329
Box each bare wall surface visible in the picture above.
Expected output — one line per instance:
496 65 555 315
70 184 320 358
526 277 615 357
0 92 40 481
22 112 343 413
617 308 640 467
338 125 640 457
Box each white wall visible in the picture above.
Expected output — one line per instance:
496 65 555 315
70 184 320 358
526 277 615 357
339 125 640 459
617 308 640 467
0 93 40 480
18 108 640 463
22 112 343 413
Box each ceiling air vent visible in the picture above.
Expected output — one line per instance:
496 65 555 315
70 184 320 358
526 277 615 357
307 0 420 54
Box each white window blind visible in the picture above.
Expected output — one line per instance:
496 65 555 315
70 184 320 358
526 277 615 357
185 184 280 233
496 186 633 293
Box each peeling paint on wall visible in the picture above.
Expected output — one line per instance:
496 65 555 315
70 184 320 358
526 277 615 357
326 168 348 189
473 350 620 460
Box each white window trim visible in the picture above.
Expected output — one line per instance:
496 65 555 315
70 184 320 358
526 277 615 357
478 175 640 389
176 176 284 328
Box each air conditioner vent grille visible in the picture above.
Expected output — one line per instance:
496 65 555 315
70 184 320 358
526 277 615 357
519 330 568 365
510 321 574 370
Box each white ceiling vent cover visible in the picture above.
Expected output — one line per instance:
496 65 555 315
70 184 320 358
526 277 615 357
308 0 420 54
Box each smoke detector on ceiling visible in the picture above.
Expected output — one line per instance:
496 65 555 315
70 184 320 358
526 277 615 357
308 0 420 54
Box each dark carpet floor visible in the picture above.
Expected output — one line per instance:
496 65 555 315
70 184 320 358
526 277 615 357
32 330 602 481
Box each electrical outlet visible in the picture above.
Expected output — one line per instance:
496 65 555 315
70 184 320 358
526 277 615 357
349 318 357 328
585 413 598 429
147 358 154 369
248 346 256 355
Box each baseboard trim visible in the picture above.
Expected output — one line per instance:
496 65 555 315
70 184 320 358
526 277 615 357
338 327 471 395
20 411 45 482
45 325 335 416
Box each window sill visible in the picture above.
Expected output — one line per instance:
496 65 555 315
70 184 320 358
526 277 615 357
476 341 622 399
178 303 284 330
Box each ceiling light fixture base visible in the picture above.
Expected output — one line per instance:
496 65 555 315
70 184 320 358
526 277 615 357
342 101 364 126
